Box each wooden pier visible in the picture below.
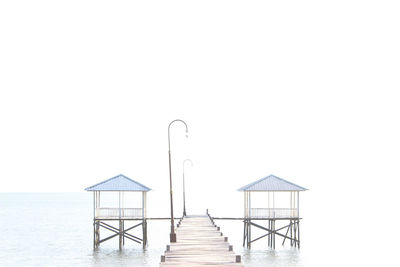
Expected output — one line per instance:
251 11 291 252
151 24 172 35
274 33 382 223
160 215 243 267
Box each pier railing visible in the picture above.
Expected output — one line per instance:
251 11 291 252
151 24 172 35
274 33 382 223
249 208 298 218
95 208 143 219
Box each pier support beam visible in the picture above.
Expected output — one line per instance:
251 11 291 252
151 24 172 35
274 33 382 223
94 219 145 248
242 218 301 249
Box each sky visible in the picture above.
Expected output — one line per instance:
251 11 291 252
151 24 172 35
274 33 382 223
1 1 400 265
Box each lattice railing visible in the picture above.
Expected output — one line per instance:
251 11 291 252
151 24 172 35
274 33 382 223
249 208 298 218
95 208 143 219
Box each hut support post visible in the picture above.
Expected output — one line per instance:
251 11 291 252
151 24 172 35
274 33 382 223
93 192 96 249
268 220 271 248
123 192 125 245
93 191 100 249
273 220 276 249
247 192 251 249
142 191 148 249
294 222 296 247
243 191 247 247
297 219 300 248
95 220 100 248
243 220 247 247
290 219 293 247
123 220 125 246
118 192 123 250
118 220 122 250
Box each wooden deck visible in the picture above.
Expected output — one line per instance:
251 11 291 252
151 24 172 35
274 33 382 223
160 215 244 267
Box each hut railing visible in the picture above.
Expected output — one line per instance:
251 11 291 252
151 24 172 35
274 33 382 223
250 208 298 218
95 208 143 219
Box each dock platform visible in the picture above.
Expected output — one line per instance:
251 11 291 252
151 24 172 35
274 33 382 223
160 215 244 267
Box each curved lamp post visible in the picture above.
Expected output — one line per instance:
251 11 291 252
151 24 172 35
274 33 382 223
182 159 193 217
168 119 188 242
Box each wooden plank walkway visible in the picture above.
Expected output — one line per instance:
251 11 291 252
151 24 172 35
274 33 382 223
160 215 244 267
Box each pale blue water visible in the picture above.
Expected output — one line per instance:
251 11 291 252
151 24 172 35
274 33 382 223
0 193 303 266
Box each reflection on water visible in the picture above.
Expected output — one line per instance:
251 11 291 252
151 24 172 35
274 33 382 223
89 246 302 267
91 248 162 267
242 248 302 267
0 193 303 266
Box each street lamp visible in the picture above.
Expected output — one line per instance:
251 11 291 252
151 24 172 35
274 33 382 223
182 159 193 217
168 119 188 243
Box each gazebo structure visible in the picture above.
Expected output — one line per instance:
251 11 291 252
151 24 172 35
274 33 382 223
238 175 307 249
85 174 151 249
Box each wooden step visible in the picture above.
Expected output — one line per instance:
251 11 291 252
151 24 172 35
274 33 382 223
160 215 244 267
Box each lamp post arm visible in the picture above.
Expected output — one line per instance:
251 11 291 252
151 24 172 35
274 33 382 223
183 159 193 174
168 119 188 151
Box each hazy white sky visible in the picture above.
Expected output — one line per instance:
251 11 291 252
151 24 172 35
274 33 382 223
0 1 399 265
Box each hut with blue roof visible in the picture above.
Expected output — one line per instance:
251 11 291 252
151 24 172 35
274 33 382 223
85 174 151 249
239 174 307 249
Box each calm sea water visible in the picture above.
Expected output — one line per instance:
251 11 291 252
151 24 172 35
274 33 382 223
0 193 303 267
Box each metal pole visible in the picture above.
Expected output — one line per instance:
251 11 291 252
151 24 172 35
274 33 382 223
183 171 186 217
168 119 188 243
182 159 193 217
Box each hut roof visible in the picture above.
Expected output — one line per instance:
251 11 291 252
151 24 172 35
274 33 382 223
238 175 307 192
85 174 151 192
